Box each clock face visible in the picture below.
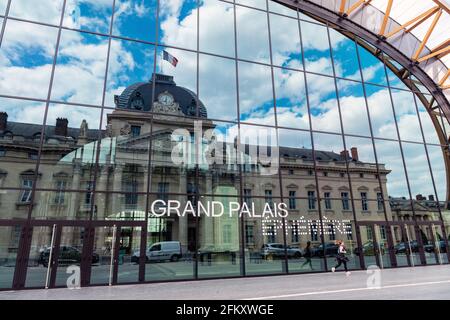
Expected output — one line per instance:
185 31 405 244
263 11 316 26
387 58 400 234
131 97 144 110
159 93 174 106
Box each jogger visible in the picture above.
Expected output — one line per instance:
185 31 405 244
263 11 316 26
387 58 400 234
331 240 351 276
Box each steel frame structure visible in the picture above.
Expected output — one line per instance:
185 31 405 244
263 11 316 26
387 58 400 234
274 0 450 119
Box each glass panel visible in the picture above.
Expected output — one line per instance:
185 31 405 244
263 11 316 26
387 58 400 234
344 136 378 197
273 67 309 130
199 54 237 122
418 224 439 265
337 80 370 136
54 226 85 287
244 198 286 275
374 139 409 200
25 226 54 288
358 225 377 267
105 39 155 108
299 12 324 25
357 224 390 269
0 189 32 219
117 226 141 283
416 96 441 145
34 104 102 192
439 208 450 262
236 5 270 64
405 224 423 266
356 43 387 86
391 89 422 143
312 132 350 194
155 47 197 105
365 84 397 140
307 73 340 133
51 30 109 106
0 19 58 99
432 224 447 265
268 1 297 17
9 0 64 24
198 194 241 279
64 0 114 34
385 65 409 91
147 112 197 196
301 21 332 76
202 120 239 192
269 13 302 69
90 226 115 285
402 142 435 203
145 194 195 281
199 0 235 58
0 2 6 15
93 192 147 221
159 0 198 51
427 145 446 203
32 191 92 220
329 29 361 81
112 0 157 43
390 225 410 267
374 224 391 268
238 61 275 126
240 124 280 196
0 98 46 198
0 225 21 289
236 0 266 10
279 129 323 272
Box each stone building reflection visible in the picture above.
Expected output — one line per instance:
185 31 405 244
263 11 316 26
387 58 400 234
0 74 447 262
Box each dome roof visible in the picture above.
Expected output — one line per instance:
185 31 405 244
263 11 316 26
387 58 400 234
114 74 207 118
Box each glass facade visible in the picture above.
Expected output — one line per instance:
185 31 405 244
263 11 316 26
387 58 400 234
0 0 449 290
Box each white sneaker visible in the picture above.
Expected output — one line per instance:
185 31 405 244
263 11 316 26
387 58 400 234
346 271 351 276
331 267 335 273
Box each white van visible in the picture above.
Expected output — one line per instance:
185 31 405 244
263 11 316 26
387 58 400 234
132 241 182 263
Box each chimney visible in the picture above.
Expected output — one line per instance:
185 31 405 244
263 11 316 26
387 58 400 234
0 112 7 131
55 118 68 136
351 147 359 161
340 150 350 160
428 195 435 201
416 194 424 200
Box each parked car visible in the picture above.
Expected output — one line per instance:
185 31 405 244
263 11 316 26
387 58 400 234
394 241 419 254
424 241 448 253
260 243 302 259
38 246 99 267
354 241 386 256
131 241 182 263
312 243 339 257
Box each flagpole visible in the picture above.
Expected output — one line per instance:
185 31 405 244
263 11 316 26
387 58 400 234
160 50 164 75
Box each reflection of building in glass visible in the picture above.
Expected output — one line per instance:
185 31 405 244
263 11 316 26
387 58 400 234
0 74 396 256
1 0 449 290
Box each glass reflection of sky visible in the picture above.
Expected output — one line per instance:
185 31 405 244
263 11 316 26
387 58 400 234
9 0 63 25
0 0 446 201
0 1 6 15
64 0 113 34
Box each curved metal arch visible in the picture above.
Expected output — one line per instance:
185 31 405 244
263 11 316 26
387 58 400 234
273 0 450 123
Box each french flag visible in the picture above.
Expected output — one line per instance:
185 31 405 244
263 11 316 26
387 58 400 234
163 50 179 67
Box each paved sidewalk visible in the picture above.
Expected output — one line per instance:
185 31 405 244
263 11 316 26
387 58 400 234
1 265 450 300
